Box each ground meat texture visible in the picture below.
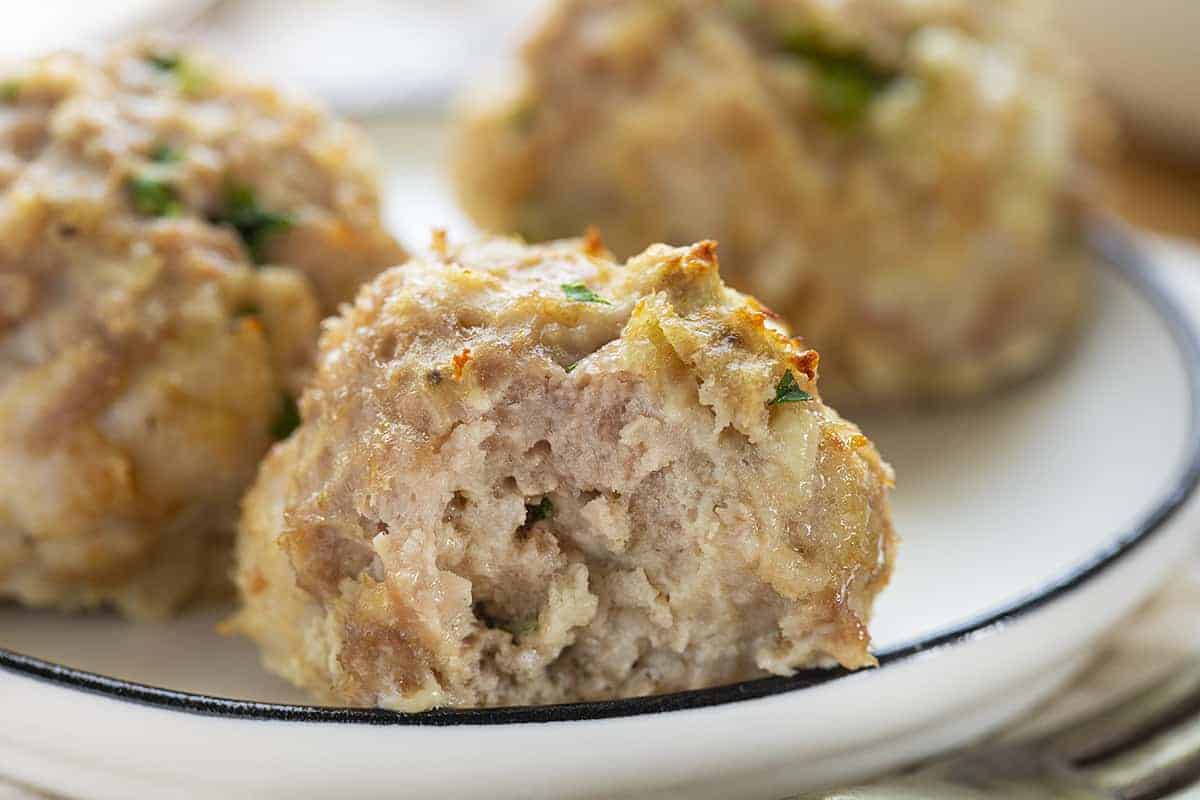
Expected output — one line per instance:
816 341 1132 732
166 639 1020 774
229 234 896 710
0 39 403 617
452 0 1112 405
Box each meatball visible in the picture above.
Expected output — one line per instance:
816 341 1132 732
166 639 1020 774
453 0 1109 404
229 233 896 710
0 39 404 617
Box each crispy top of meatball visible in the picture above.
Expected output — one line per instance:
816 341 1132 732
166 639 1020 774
232 233 896 709
0 35 404 312
316 232 831 448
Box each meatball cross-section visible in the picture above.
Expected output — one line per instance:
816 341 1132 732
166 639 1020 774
230 234 896 710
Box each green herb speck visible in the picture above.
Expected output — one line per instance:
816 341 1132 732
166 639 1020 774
271 394 301 441
146 52 182 72
0 80 20 103
145 52 210 97
150 143 182 163
781 30 895 126
564 361 578 373
812 63 887 126
525 497 554 525
769 370 813 405
127 176 181 217
176 61 211 97
213 184 294 264
561 283 611 305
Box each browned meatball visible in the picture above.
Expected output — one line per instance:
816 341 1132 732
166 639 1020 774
229 234 896 710
453 0 1109 404
0 39 404 617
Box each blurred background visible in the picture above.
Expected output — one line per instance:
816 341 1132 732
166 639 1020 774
3 0 1197 242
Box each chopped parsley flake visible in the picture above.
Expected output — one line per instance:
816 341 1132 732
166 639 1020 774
769 370 813 405
145 52 210 97
150 143 182 163
271 394 301 441
0 80 19 103
213 184 294 264
525 497 554 525
781 31 895 126
564 361 578 373
176 62 212 97
146 52 182 72
561 283 611 305
127 176 181 217
812 63 889 126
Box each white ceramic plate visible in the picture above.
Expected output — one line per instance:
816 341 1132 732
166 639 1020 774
1 122 1199 799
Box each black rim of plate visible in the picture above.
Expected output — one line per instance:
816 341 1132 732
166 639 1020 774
2 222 1199 726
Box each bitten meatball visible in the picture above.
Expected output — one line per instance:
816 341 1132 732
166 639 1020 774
453 0 1110 404
229 233 896 710
0 39 404 617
